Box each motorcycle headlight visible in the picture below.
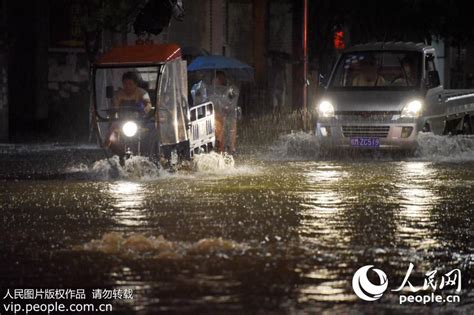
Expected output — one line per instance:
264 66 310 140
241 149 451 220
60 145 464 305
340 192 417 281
122 121 138 137
401 100 423 118
317 100 335 118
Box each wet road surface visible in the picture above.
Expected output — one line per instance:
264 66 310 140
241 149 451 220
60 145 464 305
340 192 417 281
0 134 473 314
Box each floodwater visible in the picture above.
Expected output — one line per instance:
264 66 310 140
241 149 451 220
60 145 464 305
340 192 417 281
0 133 473 314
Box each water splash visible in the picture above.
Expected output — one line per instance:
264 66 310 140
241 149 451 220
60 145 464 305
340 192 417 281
266 131 321 161
192 152 260 176
415 132 474 162
121 156 161 179
266 131 474 162
75 232 247 259
66 156 161 180
66 152 255 180
192 152 235 173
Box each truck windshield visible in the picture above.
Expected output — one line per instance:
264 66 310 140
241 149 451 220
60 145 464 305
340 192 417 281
330 51 421 89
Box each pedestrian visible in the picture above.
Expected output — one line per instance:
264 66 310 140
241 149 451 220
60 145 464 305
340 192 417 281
209 71 239 153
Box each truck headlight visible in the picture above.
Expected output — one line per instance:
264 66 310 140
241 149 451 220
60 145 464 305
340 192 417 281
317 100 335 118
122 121 138 137
401 100 423 118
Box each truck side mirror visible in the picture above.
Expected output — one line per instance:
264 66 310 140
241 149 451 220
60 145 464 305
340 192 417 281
427 71 440 88
106 86 114 99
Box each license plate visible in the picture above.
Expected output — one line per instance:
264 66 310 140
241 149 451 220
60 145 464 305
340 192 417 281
350 137 380 148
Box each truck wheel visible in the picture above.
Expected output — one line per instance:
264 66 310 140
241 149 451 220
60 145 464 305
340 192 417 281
119 155 126 167
422 122 431 133
166 149 179 172
207 142 214 152
462 115 472 134
443 118 459 135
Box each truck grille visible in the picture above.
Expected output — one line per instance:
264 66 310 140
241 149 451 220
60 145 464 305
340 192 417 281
342 125 390 138
335 111 398 122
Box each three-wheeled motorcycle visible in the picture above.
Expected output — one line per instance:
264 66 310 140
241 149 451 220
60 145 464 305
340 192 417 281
92 43 215 166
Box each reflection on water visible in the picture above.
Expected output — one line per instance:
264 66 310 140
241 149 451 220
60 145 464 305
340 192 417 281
298 280 355 303
397 162 438 214
294 161 472 306
301 164 346 210
0 156 473 314
108 182 148 227
299 163 347 249
298 163 364 303
395 162 441 250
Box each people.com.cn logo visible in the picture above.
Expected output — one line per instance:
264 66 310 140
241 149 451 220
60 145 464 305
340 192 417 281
352 265 389 301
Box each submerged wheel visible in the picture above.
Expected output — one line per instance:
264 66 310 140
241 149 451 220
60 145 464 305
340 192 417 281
165 149 179 172
443 118 461 135
207 142 214 152
462 115 473 134
119 155 126 167
422 122 431 133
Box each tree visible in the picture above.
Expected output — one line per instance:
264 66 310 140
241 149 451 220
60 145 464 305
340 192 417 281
79 0 185 63
79 0 147 63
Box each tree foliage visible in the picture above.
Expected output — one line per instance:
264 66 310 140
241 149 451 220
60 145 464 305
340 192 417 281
79 0 146 62
78 0 184 62
134 0 184 36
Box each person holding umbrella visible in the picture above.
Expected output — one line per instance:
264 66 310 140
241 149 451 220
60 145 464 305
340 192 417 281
210 71 238 153
188 55 254 154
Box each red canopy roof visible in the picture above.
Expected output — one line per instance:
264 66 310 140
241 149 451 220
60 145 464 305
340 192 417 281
95 43 181 66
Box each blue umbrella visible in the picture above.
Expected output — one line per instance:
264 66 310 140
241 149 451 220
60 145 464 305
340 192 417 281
187 55 254 82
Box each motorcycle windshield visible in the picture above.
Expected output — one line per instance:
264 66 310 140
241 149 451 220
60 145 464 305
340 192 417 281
94 66 160 120
94 66 160 144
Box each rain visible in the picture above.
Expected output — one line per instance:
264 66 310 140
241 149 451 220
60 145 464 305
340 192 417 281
1 130 473 313
1 1 474 314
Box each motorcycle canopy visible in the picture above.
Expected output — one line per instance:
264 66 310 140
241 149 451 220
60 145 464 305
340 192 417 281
157 59 189 145
93 44 190 146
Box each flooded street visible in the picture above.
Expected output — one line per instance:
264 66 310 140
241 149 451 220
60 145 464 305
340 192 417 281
1 133 474 314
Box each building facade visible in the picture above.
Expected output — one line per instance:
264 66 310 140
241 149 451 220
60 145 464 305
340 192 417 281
2 0 467 142
1 0 300 141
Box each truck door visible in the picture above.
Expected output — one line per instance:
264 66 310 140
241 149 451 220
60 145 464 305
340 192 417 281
424 52 445 134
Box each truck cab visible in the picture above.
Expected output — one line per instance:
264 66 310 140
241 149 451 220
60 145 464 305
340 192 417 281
316 42 445 150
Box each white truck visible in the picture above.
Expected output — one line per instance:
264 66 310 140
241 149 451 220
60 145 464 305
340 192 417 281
316 42 474 150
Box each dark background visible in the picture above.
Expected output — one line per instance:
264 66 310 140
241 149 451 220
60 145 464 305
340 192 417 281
1 0 474 142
